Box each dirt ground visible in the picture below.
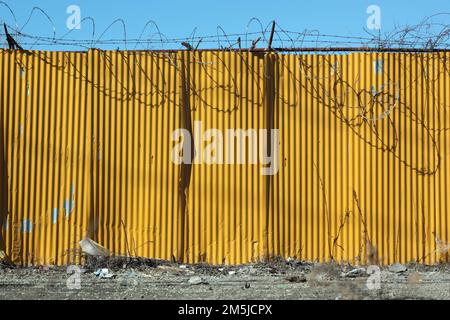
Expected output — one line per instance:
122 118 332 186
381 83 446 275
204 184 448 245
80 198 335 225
1 258 449 300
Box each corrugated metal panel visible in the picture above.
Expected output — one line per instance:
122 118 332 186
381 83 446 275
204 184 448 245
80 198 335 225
0 49 449 266
185 51 267 264
88 50 182 262
272 52 450 265
0 51 91 265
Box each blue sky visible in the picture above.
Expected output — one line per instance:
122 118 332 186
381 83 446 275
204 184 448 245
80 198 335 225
0 0 449 50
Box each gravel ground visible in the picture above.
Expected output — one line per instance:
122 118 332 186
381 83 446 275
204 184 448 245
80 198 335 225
1 258 449 300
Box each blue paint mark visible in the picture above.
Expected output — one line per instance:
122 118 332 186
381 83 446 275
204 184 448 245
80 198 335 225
52 208 59 224
372 84 388 96
371 85 377 96
374 60 383 75
3 220 8 231
63 184 75 218
22 220 32 233
20 68 25 78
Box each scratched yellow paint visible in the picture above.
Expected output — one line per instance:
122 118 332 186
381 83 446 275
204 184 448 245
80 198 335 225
0 49 449 266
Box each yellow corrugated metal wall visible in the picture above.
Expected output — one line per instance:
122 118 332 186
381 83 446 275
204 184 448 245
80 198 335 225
0 49 449 265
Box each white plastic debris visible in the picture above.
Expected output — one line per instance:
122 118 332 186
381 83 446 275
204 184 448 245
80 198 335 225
389 263 407 273
340 267 366 278
188 276 203 285
94 268 115 279
79 238 110 257
239 266 257 275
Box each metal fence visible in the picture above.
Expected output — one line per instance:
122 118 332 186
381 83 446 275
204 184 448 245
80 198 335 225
0 49 449 265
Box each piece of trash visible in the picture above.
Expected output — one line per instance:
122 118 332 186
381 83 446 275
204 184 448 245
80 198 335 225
340 268 366 278
285 274 307 283
79 238 110 257
238 266 257 274
139 273 154 278
228 271 236 275
218 268 224 272
94 268 115 279
388 263 407 273
244 282 251 289
179 265 187 269
188 276 204 285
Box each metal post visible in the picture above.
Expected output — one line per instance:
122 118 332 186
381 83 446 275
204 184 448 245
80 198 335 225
267 21 276 51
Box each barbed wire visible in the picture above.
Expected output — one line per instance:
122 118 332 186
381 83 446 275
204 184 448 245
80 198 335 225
0 2 449 51
1 4 449 177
